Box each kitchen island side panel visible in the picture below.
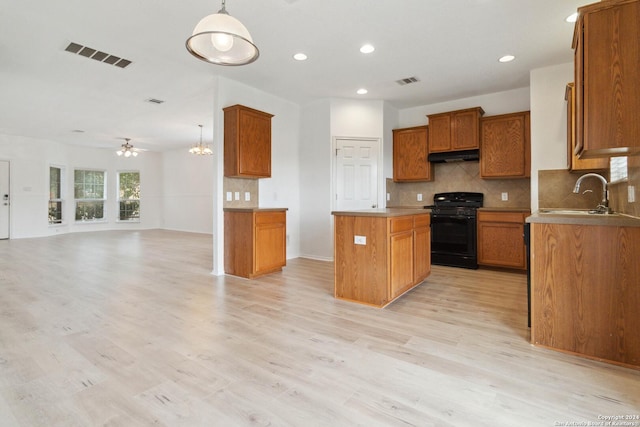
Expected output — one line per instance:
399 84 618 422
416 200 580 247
334 215 388 306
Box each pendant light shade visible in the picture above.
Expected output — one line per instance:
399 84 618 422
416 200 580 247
186 0 259 66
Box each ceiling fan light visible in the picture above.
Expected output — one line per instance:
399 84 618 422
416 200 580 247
186 2 259 66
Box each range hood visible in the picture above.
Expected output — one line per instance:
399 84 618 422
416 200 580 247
428 149 479 163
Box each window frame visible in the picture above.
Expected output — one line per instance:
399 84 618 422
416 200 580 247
74 168 107 222
48 165 65 225
117 170 140 222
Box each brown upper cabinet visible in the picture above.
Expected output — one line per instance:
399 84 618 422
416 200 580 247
573 0 640 158
480 111 531 179
224 104 274 178
565 83 608 171
427 107 484 153
392 125 432 182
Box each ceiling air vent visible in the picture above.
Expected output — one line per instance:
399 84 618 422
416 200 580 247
395 76 420 86
64 42 132 69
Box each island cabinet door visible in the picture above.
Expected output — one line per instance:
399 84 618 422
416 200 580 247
413 215 431 282
389 216 415 300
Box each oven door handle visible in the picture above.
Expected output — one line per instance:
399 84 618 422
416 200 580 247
431 214 475 220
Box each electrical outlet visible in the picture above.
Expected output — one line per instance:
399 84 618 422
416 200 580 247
629 185 636 203
417 193 423 202
226 192 232 201
501 192 509 201
386 193 390 201
244 192 250 201
234 192 240 200
354 235 367 245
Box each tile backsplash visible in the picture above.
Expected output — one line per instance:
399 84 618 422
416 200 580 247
223 177 258 208
538 157 639 217
386 161 530 208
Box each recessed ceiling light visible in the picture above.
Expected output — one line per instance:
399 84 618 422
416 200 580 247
499 55 515 63
293 53 307 61
566 12 578 23
356 88 368 95
360 44 375 54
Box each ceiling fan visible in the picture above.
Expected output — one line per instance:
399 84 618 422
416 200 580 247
116 138 146 157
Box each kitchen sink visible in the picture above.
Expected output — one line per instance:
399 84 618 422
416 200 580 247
538 208 616 215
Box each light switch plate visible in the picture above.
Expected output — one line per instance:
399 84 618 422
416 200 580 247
226 192 232 201
501 192 509 201
234 192 240 200
244 192 250 201
629 185 636 203
417 193 423 202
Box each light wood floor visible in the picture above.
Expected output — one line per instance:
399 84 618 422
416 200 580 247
0 230 638 426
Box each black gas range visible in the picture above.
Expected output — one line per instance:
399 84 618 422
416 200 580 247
424 192 484 269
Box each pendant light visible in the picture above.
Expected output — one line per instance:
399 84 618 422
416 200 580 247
116 138 138 157
189 125 213 155
186 0 259 66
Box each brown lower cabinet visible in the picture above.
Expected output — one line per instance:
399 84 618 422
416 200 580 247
224 208 287 279
333 211 430 307
477 210 529 270
530 221 640 369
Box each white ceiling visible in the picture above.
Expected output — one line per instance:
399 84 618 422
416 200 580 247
0 0 587 152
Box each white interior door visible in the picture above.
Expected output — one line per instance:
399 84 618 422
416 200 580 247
335 138 380 211
0 160 9 239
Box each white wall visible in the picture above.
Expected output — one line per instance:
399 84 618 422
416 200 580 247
213 77 302 273
530 62 574 211
299 99 332 260
162 148 214 233
0 134 164 239
297 98 387 261
399 87 531 127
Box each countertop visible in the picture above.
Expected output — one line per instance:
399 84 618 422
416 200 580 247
479 207 531 213
331 208 430 217
527 210 640 227
223 207 288 212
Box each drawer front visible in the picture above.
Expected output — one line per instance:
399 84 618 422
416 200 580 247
255 211 286 225
478 211 526 224
413 214 430 228
390 216 414 233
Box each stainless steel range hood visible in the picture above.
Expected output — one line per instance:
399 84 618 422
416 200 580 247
428 149 479 163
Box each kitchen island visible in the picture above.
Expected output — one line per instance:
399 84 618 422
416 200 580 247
527 211 640 369
332 209 431 307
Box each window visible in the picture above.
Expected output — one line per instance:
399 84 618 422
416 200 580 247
74 169 106 221
48 166 64 224
610 156 628 183
118 171 140 221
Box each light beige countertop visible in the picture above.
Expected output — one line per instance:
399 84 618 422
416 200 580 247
331 208 430 217
527 210 640 227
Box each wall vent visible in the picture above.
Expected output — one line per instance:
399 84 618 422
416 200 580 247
64 42 132 69
395 76 420 86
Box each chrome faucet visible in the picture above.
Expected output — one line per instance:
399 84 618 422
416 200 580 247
573 173 612 214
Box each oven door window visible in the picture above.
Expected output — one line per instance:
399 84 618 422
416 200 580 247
431 215 476 255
